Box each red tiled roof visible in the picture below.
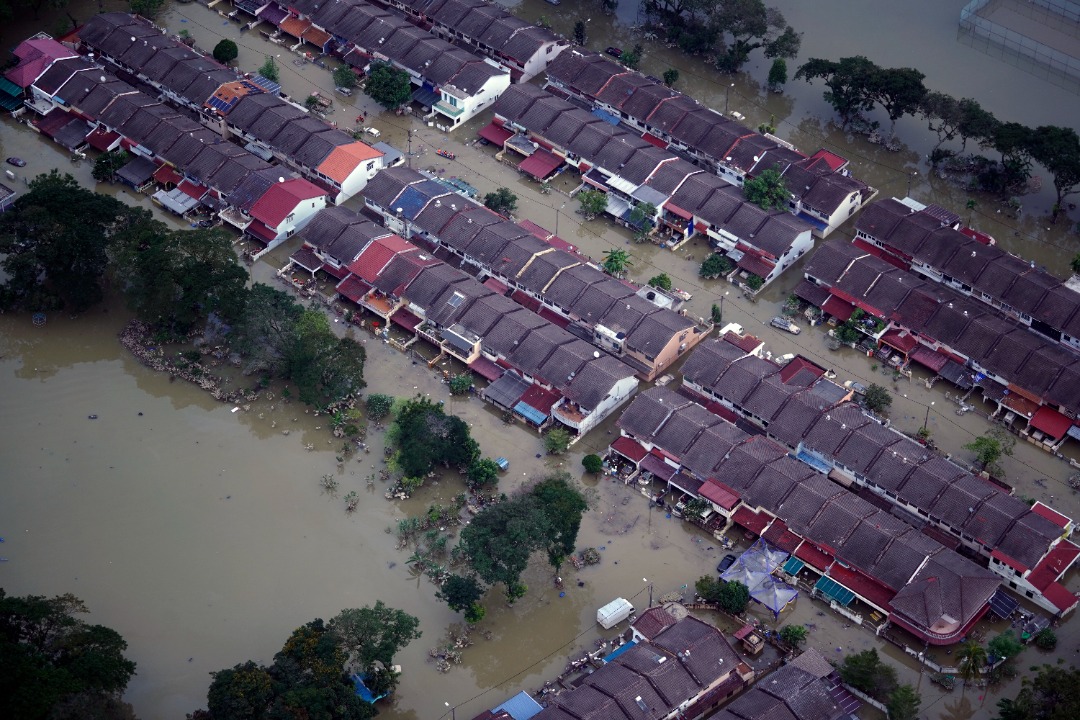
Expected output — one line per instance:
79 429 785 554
250 178 325 227
631 607 678 640
809 149 847 171
664 201 693 221
538 306 569 328
279 16 312 39
518 148 563 180
910 346 949 372
317 143 382 184
6 37 74 88
880 329 918 354
827 562 896 611
348 235 414 284
733 624 756 640
1031 502 1071 530
1030 406 1072 440
391 308 421 331
699 478 739 510
246 219 276 243
510 289 542 312
821 294 855 322
469 356 504 381
517 218 550 240
478 121 513 146
642 132 668 149
737 253 775 278
33 109 73 138
959 226 996 245
153 164 182 186
731 506 769 535
321 262 350 279
1040 581 1079 614
483 276 508 294
778 356 825 384
611 436 648 463
795 541 833 571
85 127 120 151
762 519 802 553
852 237 911 270
178 179 207 200
302 25 331 47
991 548 1028 574
723 330 762 354
519 384 561 414
1028 540 1080 591
639 453 676 481
336 275 372 303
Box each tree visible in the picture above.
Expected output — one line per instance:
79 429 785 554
767 58 787 92
956 640 987 691
648 273 673 291
1030 125 1080 219
700 253 734 279
130 0 166 19
629 202 658 233
388 397 479 477
0 590 137 720
1033 627 1057 650
332 64 357 89
91 148 129 183
839 648 898 700
887 685 921 720
988 631 1023 666
0 171 126 312
712 0 801 73
778 624 807 649
663 68 679 87
964 427 1014 477
921 92 997 159
448 373 472 395
328 603 421 673
995 664 1080 720
573 20 586 45
796 56 879 129
621 44 643 70
435 574 485 614
868 66 926 137
695 576 749 614
365 393 394 420
743 166 789 210
257 56 279 83
207 660 274 720
111 215 249 333
582 454 604 474
467 458 501 490
578 189 608 219
483 187 518 216
601 248 632 277
984 121 1036 191
212 39 238 66
531 472 589 573
459 494 552 594
1071 253 1080 275
863 383 892 414
545 426 572 455
363 62 412 110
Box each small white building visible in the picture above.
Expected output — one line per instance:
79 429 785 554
433 62 511 130
246 178 327 257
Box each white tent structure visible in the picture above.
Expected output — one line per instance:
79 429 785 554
721 538 798 617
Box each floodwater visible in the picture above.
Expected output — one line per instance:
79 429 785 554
2 2 1078 719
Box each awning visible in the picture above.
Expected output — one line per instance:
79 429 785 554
390 309 421 331
514 400 549 426
483 371 531 409
611 436 647 463
910 346 948 372
639 453 676 481
822 294 855 322
795 279 830 307
641 132 669 149
246 220 277 243
152 188 199 216
85 127 120 151
411 86 440 107
795 542 833 571
940 360 975 390
737 254 774 279
115 155 157 186
782 557 805 575
880 329 918 354
669 472 704 497
518 148 563 180
1001 392 1039 418
290 246 324 274
988 587 1019 618
336 275 372 303
813 575 855 606
731 506 769 535
468 356 504 381
664 200 693 220
153 164 182 186
478 121 513 146
699 479 739 510
1030 406 1072 440
178 180 207 200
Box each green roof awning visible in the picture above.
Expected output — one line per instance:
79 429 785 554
814 576 855 606
0 95 22 111
0 76 23 97
782 557 805 575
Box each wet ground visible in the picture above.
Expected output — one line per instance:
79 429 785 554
2 2 1079 719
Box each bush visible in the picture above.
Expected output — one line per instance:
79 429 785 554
648 273 672 291
366 393 394 420
332 64 357 89
483 188 518 216
700 253 734 279
448 373 472 396
578 189 608 219
544 427 571 455
466 458 501 490
582 454 604 474
779 624 808 649
1034 628 1057 650
212 39 238 65
863 383 892 414
258 56 279 83
745 273 765 291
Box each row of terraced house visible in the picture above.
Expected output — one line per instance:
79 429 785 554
607 334 1078 641
485 84 818 290
234 0 556 128
283 205 641 435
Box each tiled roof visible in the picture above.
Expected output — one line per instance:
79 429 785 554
317 142 383 184
249 178 326 228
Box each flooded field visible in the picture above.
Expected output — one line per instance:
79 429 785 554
1 1 1079 719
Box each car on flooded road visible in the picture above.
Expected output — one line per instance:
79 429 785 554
605 46 622 58
717 554 737 573
6 157 26 167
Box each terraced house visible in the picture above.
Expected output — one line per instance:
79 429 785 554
362 166 710 380
544 48 876 238
489 84 815 289
253 0 511 129
388 0 567 82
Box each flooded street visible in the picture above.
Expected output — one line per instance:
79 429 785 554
1 1 1079 719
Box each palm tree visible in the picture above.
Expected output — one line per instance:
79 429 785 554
955 640 986 696
602 248 632 278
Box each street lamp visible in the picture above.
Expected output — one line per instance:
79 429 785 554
725 83 735 114
555 202 566 237
718 290 729 327
907 170 917 197
444 701 456 720
644 578 653 608
407 129 414 169
923 401 935 434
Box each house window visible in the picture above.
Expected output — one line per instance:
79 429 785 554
367 161 375 171
286 213 295 223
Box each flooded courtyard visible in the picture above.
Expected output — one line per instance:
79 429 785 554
2 1 1080 718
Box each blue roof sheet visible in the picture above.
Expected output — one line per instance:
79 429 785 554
493 691 544 720
814 575 855 606
592 107 621 126
514 401 549 426
603 639 637 664
349 673 388 703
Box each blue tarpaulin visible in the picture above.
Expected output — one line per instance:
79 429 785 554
514 401 549 425
592 107 621 126
814 576 856 606
492 690 544 720
350 674 388 703
603 640 637 664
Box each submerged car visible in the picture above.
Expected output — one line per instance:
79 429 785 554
605 46 623 58
717 554 737 573
6 157 26 167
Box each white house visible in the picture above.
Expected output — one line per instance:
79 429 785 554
246 178 327 257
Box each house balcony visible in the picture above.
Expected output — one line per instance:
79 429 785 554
552 401 589 430
435 100 465 118
359 292 397 319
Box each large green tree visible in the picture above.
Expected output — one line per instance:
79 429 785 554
459 494 551 594
0 590 137 720
212 39 238 66
483 187 518 216
0 171 127 312
531 471 589 573
111 213 249 333
389 397 480 477
435 574 485 614
328 603 421 673
601 248 633 277
712 0 801 73
363 62 412 110
839 648 898 701
796 56 879 129
887 685 921 720
743 166 789 210
995 664 1080 719
964 427 1014 477
1030 125 1080 218
868 66 926 137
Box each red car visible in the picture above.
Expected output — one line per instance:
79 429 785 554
605 46 622 59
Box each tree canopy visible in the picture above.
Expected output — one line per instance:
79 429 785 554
712 0 801 73
388 396 480 477
327 603 421 673
795 56 880 130
482 187 518 216
695 576 750 614
1030 125 1080 216
742 166 789 210
862 383 892 414
363 62 412 110
602 248 632 277
332 65 357 89
838 648 898 701
0 590 137 720
258 56 279 83
435 574 486 619
964 427 1014 477
578 189 608 219
995 664 1080 720
212 39 238 65
0 171 127 312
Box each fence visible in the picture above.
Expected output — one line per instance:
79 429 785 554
958 0 1080 93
